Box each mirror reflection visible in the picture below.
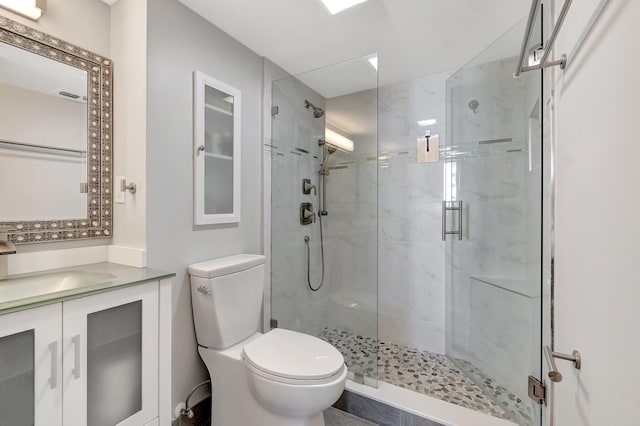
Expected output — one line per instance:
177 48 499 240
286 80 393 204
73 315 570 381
0 41 88 221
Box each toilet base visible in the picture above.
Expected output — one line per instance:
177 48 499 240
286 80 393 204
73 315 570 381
198 336 331 426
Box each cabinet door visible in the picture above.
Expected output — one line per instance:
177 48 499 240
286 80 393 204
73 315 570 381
0 304 62 426
193 71 242 225
63 282 159 426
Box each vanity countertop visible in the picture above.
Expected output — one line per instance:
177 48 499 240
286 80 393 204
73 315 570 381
0 262 175 315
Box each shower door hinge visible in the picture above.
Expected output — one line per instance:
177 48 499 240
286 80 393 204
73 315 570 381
528 375 546 405
271 106 279 116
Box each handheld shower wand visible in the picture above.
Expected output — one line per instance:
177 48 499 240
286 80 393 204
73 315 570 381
318 139 336 216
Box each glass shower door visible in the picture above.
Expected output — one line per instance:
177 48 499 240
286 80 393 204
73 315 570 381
269 55 379 386
444 18 544 426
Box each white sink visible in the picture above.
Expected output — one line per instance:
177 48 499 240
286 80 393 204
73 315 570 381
0 271 117 302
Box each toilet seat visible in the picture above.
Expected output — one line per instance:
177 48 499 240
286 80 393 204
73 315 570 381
241 328 345 385
244 358 346 385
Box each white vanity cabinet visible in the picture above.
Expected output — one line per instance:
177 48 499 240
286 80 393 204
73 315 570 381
0 304 63 426
0 280 166 426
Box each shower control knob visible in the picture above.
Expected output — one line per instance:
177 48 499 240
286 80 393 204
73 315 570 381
300 203 315 225
302 179 317 195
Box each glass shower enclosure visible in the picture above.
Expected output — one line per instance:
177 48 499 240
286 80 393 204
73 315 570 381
267 13 546 425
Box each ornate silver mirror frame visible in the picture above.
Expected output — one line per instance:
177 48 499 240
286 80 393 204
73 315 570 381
0 15 113 244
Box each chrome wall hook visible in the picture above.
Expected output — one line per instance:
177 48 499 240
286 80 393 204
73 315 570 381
120 178 137 194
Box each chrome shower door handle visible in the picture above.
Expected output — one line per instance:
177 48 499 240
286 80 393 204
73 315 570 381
442 201 446 241
458 200 463 240
442 201 463 241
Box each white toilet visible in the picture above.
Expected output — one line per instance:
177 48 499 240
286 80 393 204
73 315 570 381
189 254 347 426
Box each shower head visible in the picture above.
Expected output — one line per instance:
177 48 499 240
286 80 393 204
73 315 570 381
304 100 325 118
319 144 337 175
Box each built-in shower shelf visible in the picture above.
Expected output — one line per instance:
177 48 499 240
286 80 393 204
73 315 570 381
470 276 539 298
204 152 233 161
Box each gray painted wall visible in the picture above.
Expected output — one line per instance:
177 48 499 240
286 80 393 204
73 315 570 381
146 0 264 409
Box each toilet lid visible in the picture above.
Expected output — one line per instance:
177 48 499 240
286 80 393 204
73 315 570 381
242 328 344 380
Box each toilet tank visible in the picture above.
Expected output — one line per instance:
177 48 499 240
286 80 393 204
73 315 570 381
189 254 265 349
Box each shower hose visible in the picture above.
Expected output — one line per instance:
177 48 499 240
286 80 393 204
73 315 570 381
304 211 325 292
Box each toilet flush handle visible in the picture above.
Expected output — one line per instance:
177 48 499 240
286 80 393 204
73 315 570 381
197 285 211 295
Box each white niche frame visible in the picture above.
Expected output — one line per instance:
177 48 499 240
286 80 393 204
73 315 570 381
193 71 241 225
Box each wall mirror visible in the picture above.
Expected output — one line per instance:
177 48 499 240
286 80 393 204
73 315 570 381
193 71 241 225
0 16 113 244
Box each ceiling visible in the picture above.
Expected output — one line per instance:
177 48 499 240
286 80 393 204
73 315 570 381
176 0 530 89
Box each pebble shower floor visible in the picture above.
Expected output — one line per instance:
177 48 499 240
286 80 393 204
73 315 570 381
317 328 533 425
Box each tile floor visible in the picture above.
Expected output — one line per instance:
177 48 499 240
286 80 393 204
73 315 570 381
324 407 378 426
318 328 532 425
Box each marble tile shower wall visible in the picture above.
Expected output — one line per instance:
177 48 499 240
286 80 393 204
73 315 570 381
270 76 378 341
322 89 378 340
320 147 378 338
270 77 328 335
377 72 450 355
272 71 453 355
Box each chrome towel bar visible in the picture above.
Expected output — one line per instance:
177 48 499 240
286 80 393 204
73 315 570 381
515 0 574 77
0 138 86 158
